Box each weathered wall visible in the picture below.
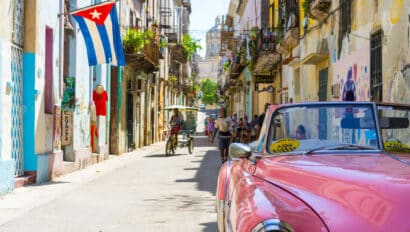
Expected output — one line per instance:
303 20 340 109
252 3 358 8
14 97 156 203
73 0 92 151
380 0 410 103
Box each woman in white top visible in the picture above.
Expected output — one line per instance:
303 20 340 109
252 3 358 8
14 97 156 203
211 108 232 163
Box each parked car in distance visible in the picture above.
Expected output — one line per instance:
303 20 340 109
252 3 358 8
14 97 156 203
199 104 205 110
216 102 410 232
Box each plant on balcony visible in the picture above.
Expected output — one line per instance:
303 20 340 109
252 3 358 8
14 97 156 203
123 28 154 54
223 60 231 71
302 0 312 17
169 74 177 82
159 36 167 49
181 34 202 59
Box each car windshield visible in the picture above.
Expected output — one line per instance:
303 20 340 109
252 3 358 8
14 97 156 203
378 105 410 154
267 103 380 155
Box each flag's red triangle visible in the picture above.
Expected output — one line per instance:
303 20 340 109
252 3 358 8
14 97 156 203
72 2 115 25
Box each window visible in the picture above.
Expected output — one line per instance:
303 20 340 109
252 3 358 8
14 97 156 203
338 0 352 58
370 30 383 102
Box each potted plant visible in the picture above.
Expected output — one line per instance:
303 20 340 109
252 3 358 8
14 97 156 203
123 28 154 54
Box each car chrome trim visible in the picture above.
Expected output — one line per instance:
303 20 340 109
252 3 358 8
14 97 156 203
229 143 252 158
252 219 294 232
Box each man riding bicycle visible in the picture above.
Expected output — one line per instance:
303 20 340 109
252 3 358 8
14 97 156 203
170 108 184 145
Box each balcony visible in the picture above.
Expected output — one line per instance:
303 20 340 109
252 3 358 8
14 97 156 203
276 41 288 55
309 0 331 21
230 55 247 79
171 44 188 63
283 27 300 48
125 37 161 73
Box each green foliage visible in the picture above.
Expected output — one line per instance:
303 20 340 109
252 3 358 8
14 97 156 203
123 29 153 53
302 0 312 17
200 78 218 105
62 77 75 111
160 36 167 48
181 34 202 59
223 60 231 71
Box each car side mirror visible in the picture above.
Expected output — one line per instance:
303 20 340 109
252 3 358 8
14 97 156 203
229 143 252 159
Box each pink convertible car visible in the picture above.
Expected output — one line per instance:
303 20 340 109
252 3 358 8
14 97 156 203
216 102 410 232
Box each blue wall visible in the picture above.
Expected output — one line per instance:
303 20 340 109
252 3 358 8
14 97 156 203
23 53 37 171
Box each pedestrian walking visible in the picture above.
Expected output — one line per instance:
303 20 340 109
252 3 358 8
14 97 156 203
207 117 215 142
211 108 232 163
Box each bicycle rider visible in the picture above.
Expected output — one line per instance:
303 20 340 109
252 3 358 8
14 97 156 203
170 108 184 145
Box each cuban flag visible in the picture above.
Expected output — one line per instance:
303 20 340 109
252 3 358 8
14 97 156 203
71 1 125 66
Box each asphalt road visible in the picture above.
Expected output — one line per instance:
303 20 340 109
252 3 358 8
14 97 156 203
0 135 221 232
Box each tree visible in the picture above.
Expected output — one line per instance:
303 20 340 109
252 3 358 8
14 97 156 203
181 34 202 58
200 78 218 105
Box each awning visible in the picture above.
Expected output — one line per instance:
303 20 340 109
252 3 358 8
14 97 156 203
163 105 198 111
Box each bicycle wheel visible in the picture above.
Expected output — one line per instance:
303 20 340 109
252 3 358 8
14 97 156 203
188 138 194 154
166 139 174 156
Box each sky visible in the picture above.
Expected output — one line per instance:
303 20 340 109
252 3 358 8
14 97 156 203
189 0 230 57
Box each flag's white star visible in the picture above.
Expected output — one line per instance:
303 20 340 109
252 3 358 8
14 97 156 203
90 9 102 19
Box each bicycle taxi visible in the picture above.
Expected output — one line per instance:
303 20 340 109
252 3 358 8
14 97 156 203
163 105 198 156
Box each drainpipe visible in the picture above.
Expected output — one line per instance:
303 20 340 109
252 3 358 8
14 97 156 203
59 0 64 99
117 1 122 152
106 63 111 146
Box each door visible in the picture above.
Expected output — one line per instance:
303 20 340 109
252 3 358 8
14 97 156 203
126 90 135 150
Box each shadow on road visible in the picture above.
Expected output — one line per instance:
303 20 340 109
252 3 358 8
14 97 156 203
201 222 218 232
28 180 70 188
175 149 220 195
144 152 190 158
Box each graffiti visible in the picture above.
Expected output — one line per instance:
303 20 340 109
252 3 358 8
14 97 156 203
333 46 370 101
341 67 356 101
390 64 410 103
62 77 75 111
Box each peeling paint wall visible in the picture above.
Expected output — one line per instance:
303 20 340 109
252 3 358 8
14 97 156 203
73 0 92 151
381 0 410 103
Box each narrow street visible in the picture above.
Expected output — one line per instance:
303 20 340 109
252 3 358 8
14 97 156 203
0 131 220 232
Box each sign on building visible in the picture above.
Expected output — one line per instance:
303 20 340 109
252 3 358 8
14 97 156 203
61 111 73 146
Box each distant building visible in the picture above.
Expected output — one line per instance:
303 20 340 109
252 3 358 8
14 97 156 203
206 16 223 57
197 56 220 82
197 16 225 83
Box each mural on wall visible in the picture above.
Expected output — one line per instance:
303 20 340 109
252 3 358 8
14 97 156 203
333 45 370 101
389 65 410 103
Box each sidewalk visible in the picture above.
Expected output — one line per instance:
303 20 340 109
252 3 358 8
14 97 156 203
0 141 166 226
